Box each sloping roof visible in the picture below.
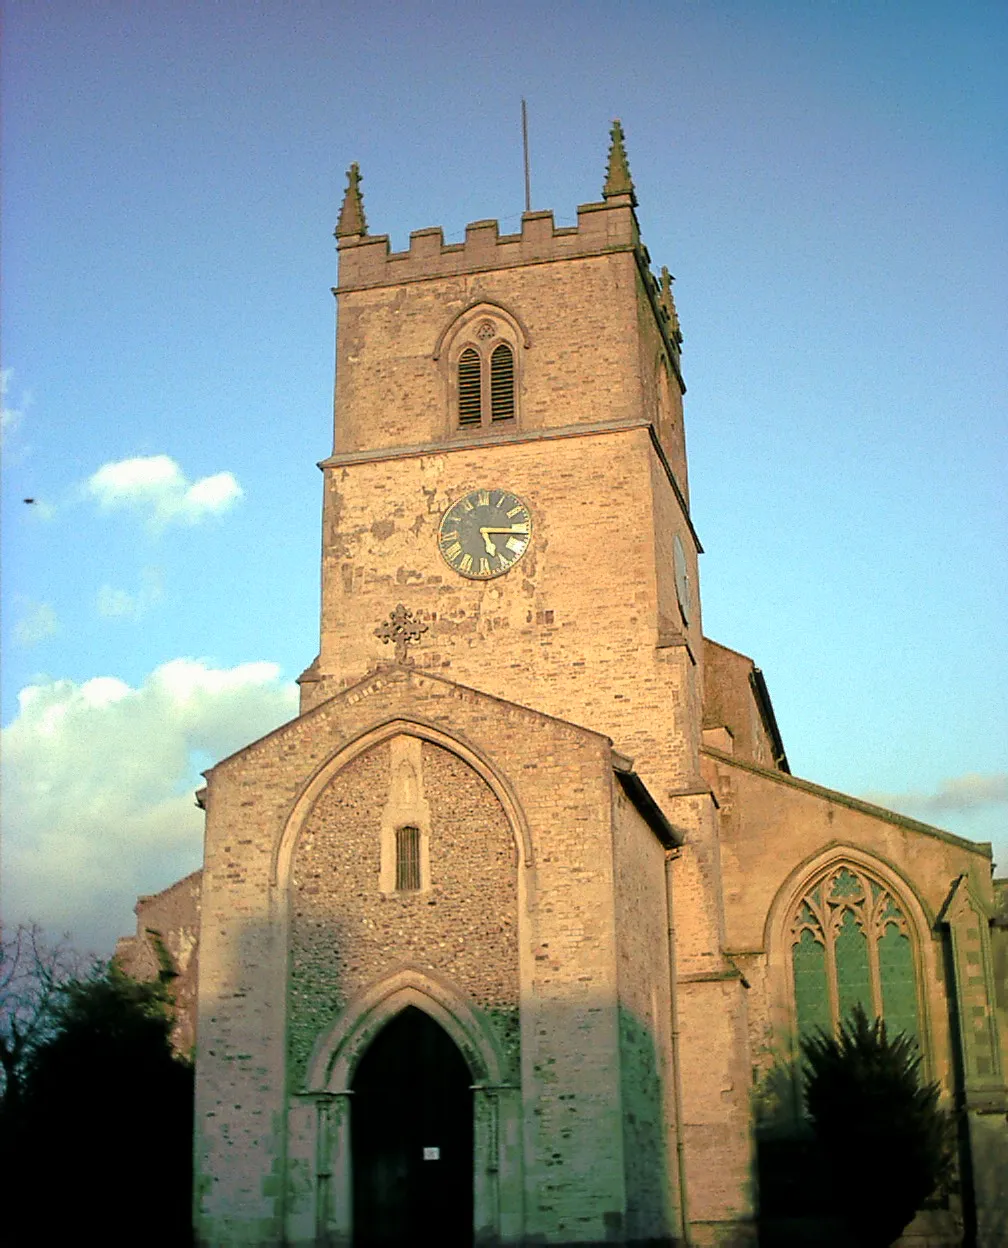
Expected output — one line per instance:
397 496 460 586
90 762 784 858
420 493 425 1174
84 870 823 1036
612 751 682 849
702 745 992 859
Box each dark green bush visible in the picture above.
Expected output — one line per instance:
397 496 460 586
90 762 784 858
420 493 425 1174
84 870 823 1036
2 964 193 1245
801 1005 954 1247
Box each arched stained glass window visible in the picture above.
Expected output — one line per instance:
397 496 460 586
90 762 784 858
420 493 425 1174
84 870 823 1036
789 864 919 1046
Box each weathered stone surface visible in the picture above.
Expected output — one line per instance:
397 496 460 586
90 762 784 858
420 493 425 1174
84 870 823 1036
116 127 1005 1247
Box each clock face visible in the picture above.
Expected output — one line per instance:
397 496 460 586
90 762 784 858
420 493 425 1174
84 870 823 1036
438 489 532 580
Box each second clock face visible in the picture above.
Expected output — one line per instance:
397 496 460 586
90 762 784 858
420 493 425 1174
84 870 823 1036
438 489 532 580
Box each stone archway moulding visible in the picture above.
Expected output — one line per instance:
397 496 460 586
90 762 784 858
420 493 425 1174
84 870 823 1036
275 718 529 1246
763 840 937 955
305 965 507 1093
271 716 535 891
431 298 532 361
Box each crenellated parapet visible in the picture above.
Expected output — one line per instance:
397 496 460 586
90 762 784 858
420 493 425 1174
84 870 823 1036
332 121 685 392
334 200 640 292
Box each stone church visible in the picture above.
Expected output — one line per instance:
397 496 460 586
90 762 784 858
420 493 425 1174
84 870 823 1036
117 125 1007 1246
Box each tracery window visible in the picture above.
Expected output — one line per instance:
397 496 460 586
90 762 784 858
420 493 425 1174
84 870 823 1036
790 864 919 1046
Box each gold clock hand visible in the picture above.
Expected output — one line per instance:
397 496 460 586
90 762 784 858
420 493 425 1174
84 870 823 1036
480 529 497 555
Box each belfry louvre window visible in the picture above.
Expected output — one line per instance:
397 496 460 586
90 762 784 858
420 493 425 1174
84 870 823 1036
490 344 515 421
456 341 516 429
395 825 421 891
790 864 919 1047
458 349 482 428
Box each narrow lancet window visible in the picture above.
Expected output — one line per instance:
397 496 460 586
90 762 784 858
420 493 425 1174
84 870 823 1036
395 825 421 891
490 344 515 421
458 349 482 427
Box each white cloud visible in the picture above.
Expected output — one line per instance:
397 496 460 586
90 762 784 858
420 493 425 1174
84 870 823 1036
95 567 164 621
863 772 1008 816
96 586 141 619
861 773 1008 875
1 368 35 465
85 454 243 530
12 599 59 647
1 659 298 953
925 773 1008 812
1 367 26 442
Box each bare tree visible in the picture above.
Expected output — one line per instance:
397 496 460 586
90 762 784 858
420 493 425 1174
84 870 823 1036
0 923 98 1108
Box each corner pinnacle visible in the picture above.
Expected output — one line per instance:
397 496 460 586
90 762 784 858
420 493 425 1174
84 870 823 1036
660 266 683 346
335 162 367 239
603 119 637 206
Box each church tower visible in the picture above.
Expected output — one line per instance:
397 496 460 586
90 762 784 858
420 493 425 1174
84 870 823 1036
193 126 757 1247
304 121 698 744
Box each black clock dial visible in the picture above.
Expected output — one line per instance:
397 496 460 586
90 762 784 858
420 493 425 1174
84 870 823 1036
438 489 532 580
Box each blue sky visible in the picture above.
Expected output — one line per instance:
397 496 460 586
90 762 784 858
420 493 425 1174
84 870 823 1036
2 1 1006 952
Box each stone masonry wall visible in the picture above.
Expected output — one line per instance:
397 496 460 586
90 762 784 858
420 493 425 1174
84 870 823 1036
332 251 645 455
194 670 637 1245
315 427 703 805
612 787 679 1242
114 869 202 1055
634 264 688 506
288 738 520 1088
994 880 1008 1082
706 749 996 1097
701 640 777 769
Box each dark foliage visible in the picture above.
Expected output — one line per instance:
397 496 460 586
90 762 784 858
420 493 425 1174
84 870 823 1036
0 923 96 1110
1 962 193 1245
801 1006 954 1247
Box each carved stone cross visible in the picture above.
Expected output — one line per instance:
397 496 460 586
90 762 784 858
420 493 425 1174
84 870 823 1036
374 603 428 664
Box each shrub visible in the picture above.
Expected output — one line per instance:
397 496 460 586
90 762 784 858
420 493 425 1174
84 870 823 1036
801 1005 954 1247
3 963 193 1245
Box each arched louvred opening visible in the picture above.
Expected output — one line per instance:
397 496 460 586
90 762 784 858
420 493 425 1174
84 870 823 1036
490 343 515 421
458 348 482 427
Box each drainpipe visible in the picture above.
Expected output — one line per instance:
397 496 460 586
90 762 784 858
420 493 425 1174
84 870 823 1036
665 848 691 1245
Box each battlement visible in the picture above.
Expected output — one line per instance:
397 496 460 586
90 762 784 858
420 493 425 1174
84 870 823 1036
332 123 684 379
335 196 640 292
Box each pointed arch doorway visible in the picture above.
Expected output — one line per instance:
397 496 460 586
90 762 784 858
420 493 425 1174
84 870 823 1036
351 1005 474 1247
